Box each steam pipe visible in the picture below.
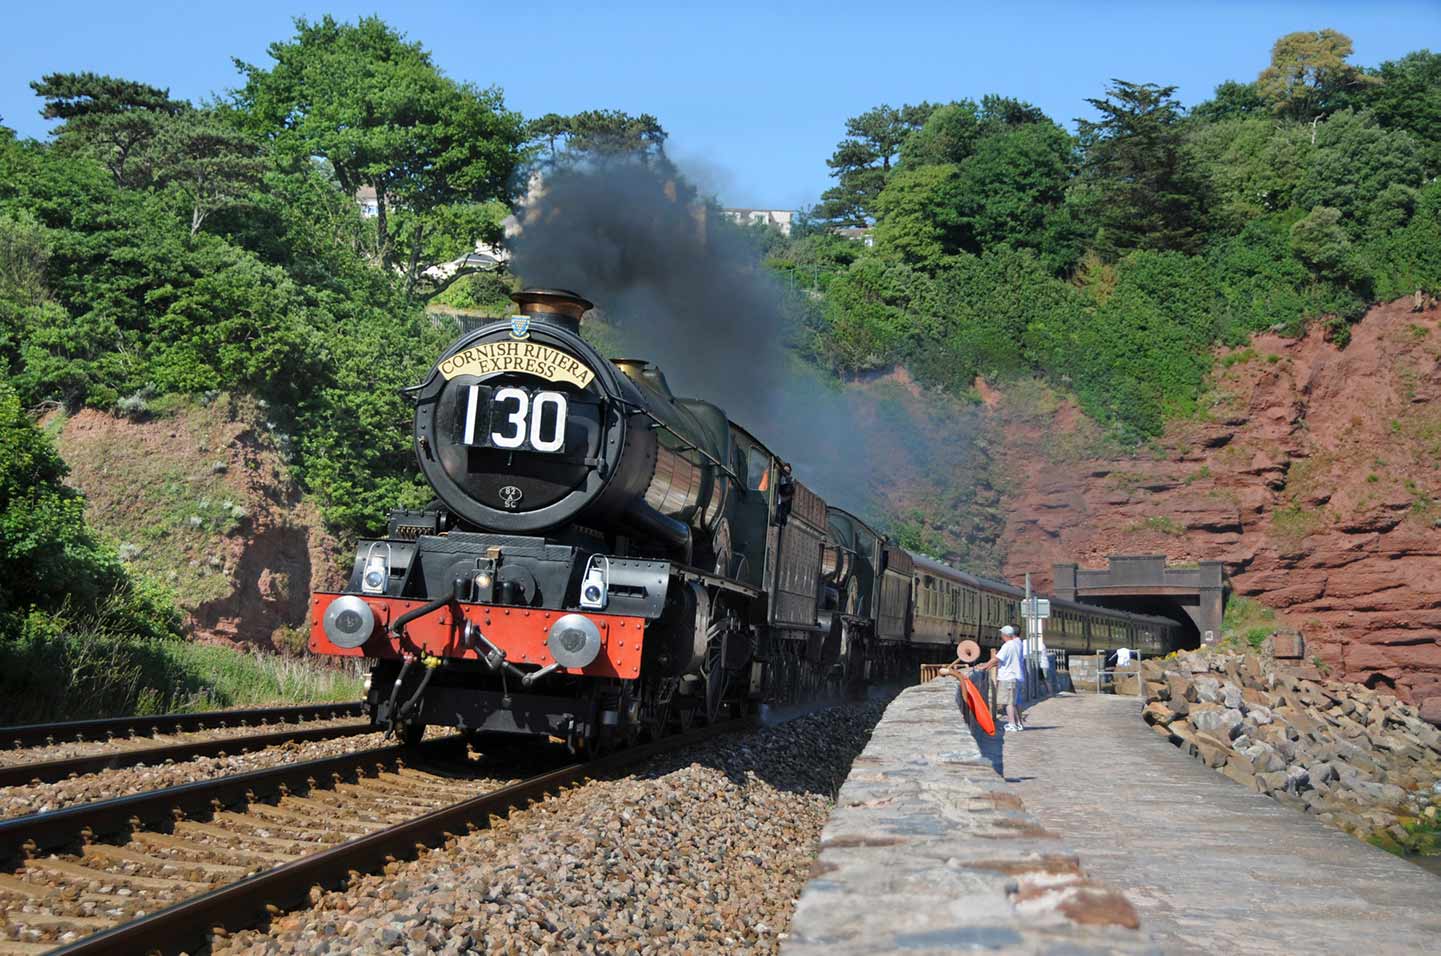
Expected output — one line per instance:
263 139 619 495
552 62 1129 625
624 500 692 565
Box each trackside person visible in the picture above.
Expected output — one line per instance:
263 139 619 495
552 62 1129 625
977 625 1025 732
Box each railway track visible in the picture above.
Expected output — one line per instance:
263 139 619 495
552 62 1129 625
0 703 365 750
0 720 749 954
0 721 375 789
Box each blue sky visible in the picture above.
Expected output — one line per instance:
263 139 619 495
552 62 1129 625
2 1 1433 208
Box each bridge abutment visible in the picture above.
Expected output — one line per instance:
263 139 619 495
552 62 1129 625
1054 555 1225 648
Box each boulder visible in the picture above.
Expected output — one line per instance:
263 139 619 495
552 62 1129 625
1142 702 1175 726
1350 781 1408 807
1248 705 1275 725
1222 683 1244 709
1193 677 1224 704
1420 696 1441 727
1238 742 1287 774
1221 757 1260 790
1195 742 1229 769
1241 686 1272 709
1191 706 1244 741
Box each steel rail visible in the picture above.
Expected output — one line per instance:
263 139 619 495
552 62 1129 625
0 738 461 860
0 721 376 788
0 702 366 749
48 718 753 956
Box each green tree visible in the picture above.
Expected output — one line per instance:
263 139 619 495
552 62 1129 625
1209 215 1312 339
1077 80 1210 257
529 109 668 164
1296 109 1425 236
1072 251 1220 435
952 122 1076 263
30 72 186 186
1257 29 1375 127
234 15 526 295
1190 80 1267 122
871 164 966 267
815 257 912 372
899 95 1049 167
146 108 264 237
0 380 125 621
1363 179 1441 300
900 101 983 167
1289 205 1353 280
1365 50 1441 175
816 103 936 225
1186 116 1311 230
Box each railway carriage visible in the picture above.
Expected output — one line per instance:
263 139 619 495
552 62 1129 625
308 288 1186 750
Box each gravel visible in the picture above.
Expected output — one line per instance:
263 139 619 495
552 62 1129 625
215 698 888 956
0 727 395 820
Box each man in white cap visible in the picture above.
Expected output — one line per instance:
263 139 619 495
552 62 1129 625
977 625 1026 732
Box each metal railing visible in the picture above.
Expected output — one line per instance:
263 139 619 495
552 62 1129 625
1064 650 1148 695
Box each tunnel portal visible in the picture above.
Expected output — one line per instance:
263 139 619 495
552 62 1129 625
1053 556 1226 652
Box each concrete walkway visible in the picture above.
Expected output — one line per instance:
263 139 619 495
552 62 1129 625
997 692 1441 956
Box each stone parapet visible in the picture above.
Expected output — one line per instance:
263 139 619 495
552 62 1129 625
782 679 1157 955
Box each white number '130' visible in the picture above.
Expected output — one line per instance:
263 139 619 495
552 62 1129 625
463 385 567 453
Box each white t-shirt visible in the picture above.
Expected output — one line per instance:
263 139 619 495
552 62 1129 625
996 639 1025 682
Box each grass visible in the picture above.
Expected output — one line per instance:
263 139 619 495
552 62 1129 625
1220 347 1258 369
1221 596 1279 650
1126 515 1185 536
1272 499 1326 542
0 596 362 724
156 643 365 713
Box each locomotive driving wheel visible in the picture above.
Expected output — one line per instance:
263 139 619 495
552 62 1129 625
699 599 749 724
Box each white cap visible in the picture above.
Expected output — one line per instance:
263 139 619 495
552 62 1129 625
1000 625 1017 636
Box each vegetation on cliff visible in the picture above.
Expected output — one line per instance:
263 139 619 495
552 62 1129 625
779 32 1441 439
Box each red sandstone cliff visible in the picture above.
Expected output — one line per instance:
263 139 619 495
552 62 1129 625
994 299 1441 705
51 396 346 648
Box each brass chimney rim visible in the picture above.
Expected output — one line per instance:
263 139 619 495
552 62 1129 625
510 288 594 321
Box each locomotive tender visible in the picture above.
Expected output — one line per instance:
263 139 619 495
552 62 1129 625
309 289 1183 749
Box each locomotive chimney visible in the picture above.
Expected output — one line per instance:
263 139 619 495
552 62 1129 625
510 288 594 335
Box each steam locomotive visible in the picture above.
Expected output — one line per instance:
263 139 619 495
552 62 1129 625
308 289 1184 750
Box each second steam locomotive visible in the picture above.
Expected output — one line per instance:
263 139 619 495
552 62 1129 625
309 289 1183 749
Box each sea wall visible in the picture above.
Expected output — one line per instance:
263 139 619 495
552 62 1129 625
783 678 1155 954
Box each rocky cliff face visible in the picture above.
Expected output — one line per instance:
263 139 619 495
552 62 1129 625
993 299 1441 704
51 395 345 648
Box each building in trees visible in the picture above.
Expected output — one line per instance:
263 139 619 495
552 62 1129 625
723 208 794 235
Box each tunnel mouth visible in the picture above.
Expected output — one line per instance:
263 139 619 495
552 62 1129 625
1081 595 1203 651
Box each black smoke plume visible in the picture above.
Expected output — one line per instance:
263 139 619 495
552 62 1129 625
506 158 982 536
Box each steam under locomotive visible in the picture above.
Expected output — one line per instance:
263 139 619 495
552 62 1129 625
308 289 1184 750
